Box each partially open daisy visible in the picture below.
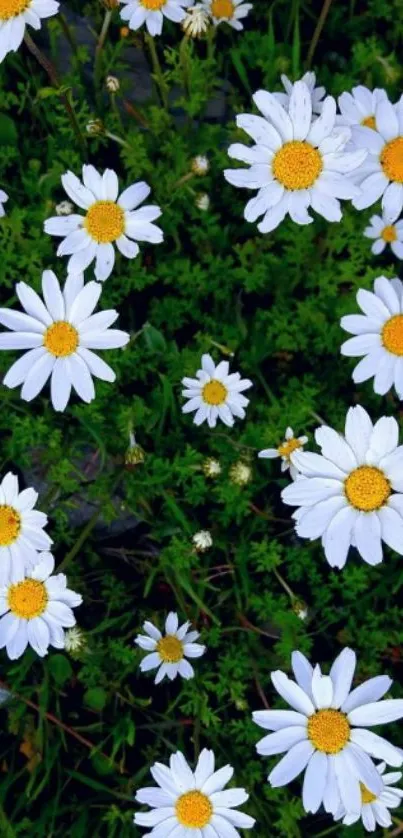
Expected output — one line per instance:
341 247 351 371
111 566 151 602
341 276 403 399
282 405 403 568
182 353 252 429
337 86 387 139
0 271 130 412
0 189 8 217
135 612 206 684
0 552 82 660
0 472 52 586
134 749 255 836
352 94 403 216
273 72 325 114
224 81 366 233
201 0 252 30
364 207 403 258
44 165 163 281
259 426 308 480
335 762 403 831
119 0 191 37
0 0 59 65
253 648 403 817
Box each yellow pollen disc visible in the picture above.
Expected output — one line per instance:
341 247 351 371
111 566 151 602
345 466 391 512
139 0 166 9
380 137 403 183
382 314 403 356
278 437 302 461
84 200 125 244
44 321 79 357
8 579 48 620
157 635 183 663
211 0 234 17
360 782 377 805
307 709 350 754
381 224 397 243
202 379 228 406
0 0 30 20
273 141 322 190
361 115 376 130
176 791 213 828
0 505 21 547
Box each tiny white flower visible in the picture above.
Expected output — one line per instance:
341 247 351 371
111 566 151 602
0 472 52 586
193 529 213 550
119 0 191 37
203 457 221 477
135 612 206 684
64 626 86 653
0 189 8 217
182 353 252 429
225 81 366 233
106 75 120 92
273 72 326 114
363 195 403 258
253 648 403 817
44 165 163 281
196 193 210 211
0 270 130 412
259 426 308 480
134 749 255 835
292 600 308 621
201 0 252 31
282 405 403 569
182 4 210 36
0 552 82 660
192 155 209 175
334 762 403 831
337 85 387 139
0 0 59 65
341 276 403 399
86 119 103 135
56 200 74 216
229 460 252 486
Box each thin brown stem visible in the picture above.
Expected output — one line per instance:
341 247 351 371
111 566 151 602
306 0 334 68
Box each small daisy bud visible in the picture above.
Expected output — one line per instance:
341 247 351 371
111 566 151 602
196 193 210 211
203 457 221 478
292 600 309 621
192 530 213 551
65 626 86 654
56 200 74 216
120 25 129 37
191 155 209 175
182 5 210 38
125 432 145 468
229 460 252 486
106 75 120 93
103 0 119 8
86 119 104 136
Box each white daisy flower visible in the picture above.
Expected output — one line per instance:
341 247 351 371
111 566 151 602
44 165 163 282
0 472 52 586
0 552 82 660
134 748 256 835
0 0 59 65
0 189 8 217
182 5 210 37
259 426 308 480
253 648 403 818
352 93 403 216
224 81 366 233
273 72 326 114
193 530 213 550
281 405 403 569
135 612 206 684
181 353 252 428
119 0 191 37
201 0 252 30
0 271 130 412
364 204 403 259
337 86 387 138
335 761 403 831
341 276 403 399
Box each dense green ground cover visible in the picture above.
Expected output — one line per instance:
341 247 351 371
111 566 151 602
1 0 403 834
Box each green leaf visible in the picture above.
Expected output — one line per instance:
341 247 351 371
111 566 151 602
84 687 108 712
0 114 17 146
143 323 167 353
48 654 73 686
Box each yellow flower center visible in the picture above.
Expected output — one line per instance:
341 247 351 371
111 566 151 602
382 314 403 356
380 137 403 183
157 635 184 663
360 782 378 805
8 579 48 619
307 709 350 754
361 115 376 130
211 0 234 17
176 791 213 828
381 224 397 243
44 322 79 357
202 379 228 406
0 0 30 20
273 141 323 190
140 0 166 9
345 466 391 512
84 200 125 244
0 505 21 547
278 437 302 461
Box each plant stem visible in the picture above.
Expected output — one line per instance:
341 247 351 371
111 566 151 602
273 567 295 600
306 0 334 67
145 33 169 109
95 9 112 93
23 33 85 151
207 27 216 62
179 34 191 99
58 12 77 54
